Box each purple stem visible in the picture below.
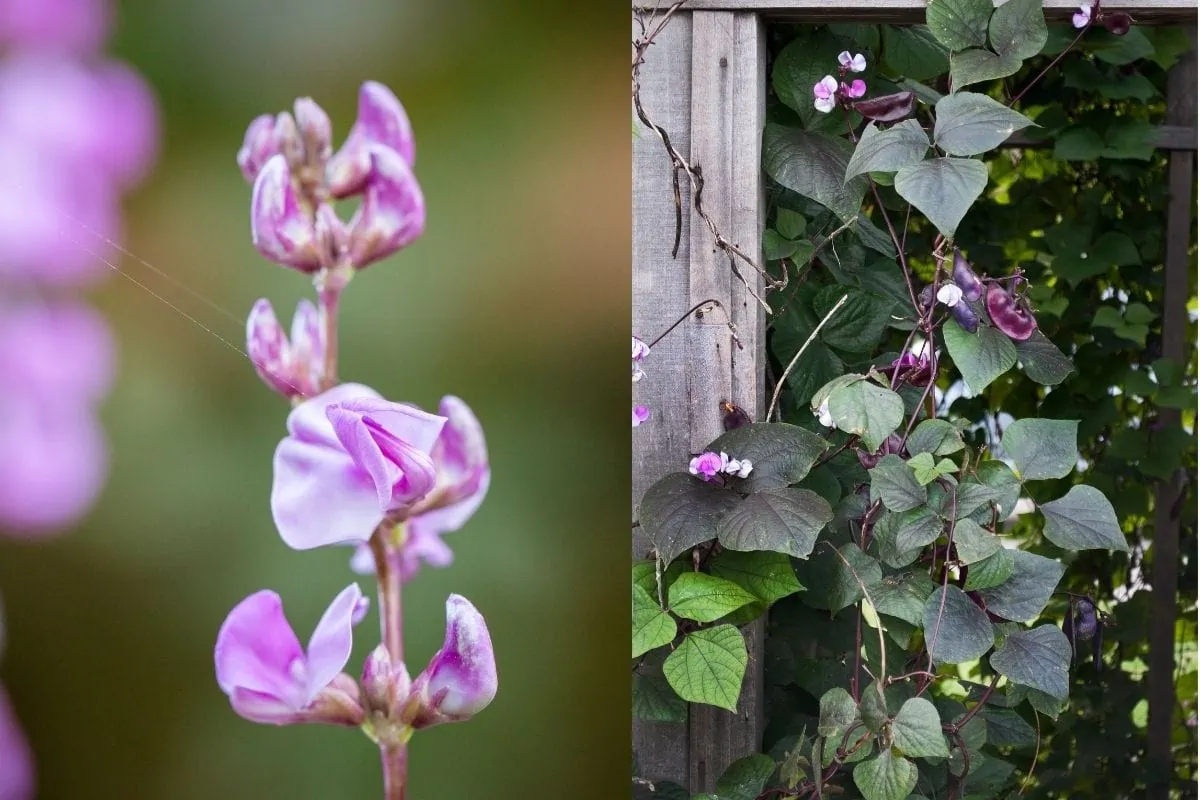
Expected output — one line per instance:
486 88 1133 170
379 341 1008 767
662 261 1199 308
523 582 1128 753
370 528 408 797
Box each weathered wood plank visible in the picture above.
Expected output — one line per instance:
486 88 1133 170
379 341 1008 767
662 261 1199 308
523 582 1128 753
633 9 694 787
1005 124 1197 151
686 10 768 794
630 0 1198 24
1147 27 1195 800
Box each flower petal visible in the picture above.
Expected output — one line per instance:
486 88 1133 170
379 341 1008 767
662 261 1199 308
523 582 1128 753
214 590 307 710
304 583 367 703
0 685 33 800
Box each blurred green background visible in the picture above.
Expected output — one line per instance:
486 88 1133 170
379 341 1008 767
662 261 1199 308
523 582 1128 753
0 0 630 797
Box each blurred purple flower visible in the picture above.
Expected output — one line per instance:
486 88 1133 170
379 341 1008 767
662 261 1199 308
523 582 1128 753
845 79 867 99
327 81 416 197
271 383 449 550
215 583 369 726
1073 1 1095 28
402 595 497 730
250 154 322 272
346 146 426 269
0 685 33 800
0 0 109 54
246 298 325 399
632 405 650 427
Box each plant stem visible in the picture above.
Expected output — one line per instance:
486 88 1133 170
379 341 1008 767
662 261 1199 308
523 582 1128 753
370 528 407 797
315 267 344 390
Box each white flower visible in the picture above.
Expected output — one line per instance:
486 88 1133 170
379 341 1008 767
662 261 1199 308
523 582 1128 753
1072 1 1094 28
632 365 645 383
812 75 839 114
817 398 834 428
728 459 753 479
838 51 867 73
632 337 650 361
936 284 964 308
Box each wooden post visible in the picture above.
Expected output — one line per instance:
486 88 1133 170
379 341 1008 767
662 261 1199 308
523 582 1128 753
1147 27 1196 800
632 8 767 793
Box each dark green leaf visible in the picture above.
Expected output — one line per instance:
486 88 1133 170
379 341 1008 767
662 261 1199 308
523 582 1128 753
933 92 1034 156
797 543 883 614
854 748 919 800
894 157 988 238
829 381 905 451
633 672 688 723
870 454 929 512
883 25 951 81
907 419 965 457
819 687 860 737
978 550 1065 623
893 697 951 757
764 124 869 223
926 0 992 50
952 517 1000 563
1015 331 1074 385
705 423 830 492
717 488 834 558
715 755 776 800
1040 484 1129 552
640 474 741 561
815 286 895 354
950 48 1021 90
990 624 1072 701
943 321 1016 394
846 120 931 181
873 571 935 627
1001 418 1079 481
924 585 994 664
963 547 1014 590
989 0 1047 60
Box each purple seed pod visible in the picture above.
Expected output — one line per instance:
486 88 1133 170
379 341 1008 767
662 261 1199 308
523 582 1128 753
985 284 1037 341
1103 12 1133 36
1074 599 1098 641
720 401 752 431
951 249 983 302
950 301 979 333
851 91 916 123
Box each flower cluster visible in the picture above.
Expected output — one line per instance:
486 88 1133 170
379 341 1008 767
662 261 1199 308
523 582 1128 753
935 249 1038 342
0 1 157 793
1071 0 1132 35
217 82 496 792
813 51 868 114
688 451 753 482
632 336 650 428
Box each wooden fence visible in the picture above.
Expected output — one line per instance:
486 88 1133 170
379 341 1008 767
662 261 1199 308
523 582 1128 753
631 1 1198 795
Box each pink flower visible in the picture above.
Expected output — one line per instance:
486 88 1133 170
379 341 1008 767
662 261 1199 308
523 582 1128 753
632 337 650 361
0 685 33 800
688 451 726 481
345 146 426 269
401 595 497 729
271 383 448 550
327 81 416 197
250 154 322 273
1073 1 1095 28
245 298 325 399
813 75 839 114
0 0 109 54
838 51 867 73
214 584 369 726
633 405 650 427
845 79 867 99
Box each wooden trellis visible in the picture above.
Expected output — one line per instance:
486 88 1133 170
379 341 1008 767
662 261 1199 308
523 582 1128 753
631 1 1198 795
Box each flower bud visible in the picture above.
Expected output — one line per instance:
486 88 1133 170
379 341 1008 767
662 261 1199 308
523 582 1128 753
247 298 295 397
346 147 426 269
632 405 650 428
985 284 1036 341
294 97 333 164
951 249 983 301
250 154 322 272
1103 11 1132 36
314 203 348 269
274 111 304 168
327 81 416 197
402 595 497 730
237 114 278 183
361 644 412 717
950 302 979 334
289 298 324 394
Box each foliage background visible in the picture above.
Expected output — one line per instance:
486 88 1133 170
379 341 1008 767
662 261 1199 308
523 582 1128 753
756 20 1198 799
0 1 630 798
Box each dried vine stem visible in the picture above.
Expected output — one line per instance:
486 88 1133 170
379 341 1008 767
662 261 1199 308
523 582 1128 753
632 2 778 314
767 293 850 422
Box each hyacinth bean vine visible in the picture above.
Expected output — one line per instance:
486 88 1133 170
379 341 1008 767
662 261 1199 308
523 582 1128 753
217 82 496 800
632 2 1188 799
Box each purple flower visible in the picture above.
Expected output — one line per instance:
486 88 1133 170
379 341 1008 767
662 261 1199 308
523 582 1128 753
632 337 650 361
237 114 278 183
813 75 838 114
402 595 497 729
845 79 867 99
838 51 867 73
271 383 447 550
346 146 426 269
293 97 332 162
0 0 109 54
0 685 33 800
688 451 726 481
327 81 416 198
632 405 650 427
214 583 369 726
250 154 322 272
1073 1 1095 28
246 298 325 399
348 395 490 582
0 301 113 401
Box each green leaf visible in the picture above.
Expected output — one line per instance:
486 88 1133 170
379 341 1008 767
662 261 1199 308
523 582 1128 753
990 625 1072 701
704 423 829 492
662 625 748 712
1053 125 1104 161
893 697 951 757
640 474 741 561
989 0 1047 60
908 419 965 457
764 124 868 223
1092 27 1155 66
819 687 860 738
717 488 834 559
980 706 1038 749
668 573 758 623
950 480 1001 520
1040 484 1129 552
764 229 804 261
974 461 1021 517
710 549 804 605
909 452 958 485
854 749 919 800
797 543 883 614
860 682 889 733
715 755 776 800
633 672 688 723
943 320 1016 394
1002 418 1079 481
963 548 1014 591
1008 683 1065 720
894 157 988 238
828 381 905 451
1102 118 1155 161
933 92 1034 156
773 328 844 409
924 584 994 664
1015 331 1074 385
633 584 677 658
926 0 992 50
776 208 808 239
815 286 895 354
952 517 1001 563
883 25 951 81
978 550 1065 623
873 571 935 627
870 454 929 512
892 506 946 553
846 120 931 181
950 48 1021 90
